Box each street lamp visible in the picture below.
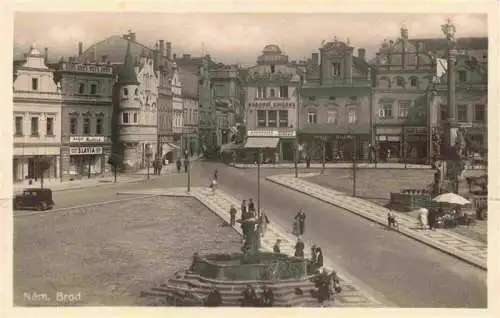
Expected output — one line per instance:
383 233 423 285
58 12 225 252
349 129 357 197
320 136 326 175
294 142 303 178
145 144 153 181
257 148 262 217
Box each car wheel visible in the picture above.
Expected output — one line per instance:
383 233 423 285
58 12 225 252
36 203 43 211
41 202 48 211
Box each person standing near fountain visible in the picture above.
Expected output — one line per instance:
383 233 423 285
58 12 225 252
248 198 256 216
316 247 324 270
258 210 270 237
229 205 237 226
294 237 305 258
260 285 275 307
241 200 247 219
295 209 306 236
273 239 281 253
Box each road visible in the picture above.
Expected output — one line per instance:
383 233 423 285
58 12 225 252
194 162 487 308
15 161 487 307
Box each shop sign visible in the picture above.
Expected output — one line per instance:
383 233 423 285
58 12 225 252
376 127 401 135
248 101 296 108
70 136 105 143
69 147 103 155
335 135 354 140
404 127 427 134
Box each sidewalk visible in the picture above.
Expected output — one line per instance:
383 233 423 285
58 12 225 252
266 173 487 270
232 162 487 170
12 174 145 193
116 187 384 307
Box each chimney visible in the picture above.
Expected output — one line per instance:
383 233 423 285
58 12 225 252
311 53 319 65
129 32 136 41
159 40 165 57
358 48 366 60
78 42 83 57
44 47 48 63
166 42 172 59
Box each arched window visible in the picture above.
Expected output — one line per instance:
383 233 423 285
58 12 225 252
396 76 406 88
123 87 129 96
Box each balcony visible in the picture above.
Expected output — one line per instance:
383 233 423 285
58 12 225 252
13 91 61 101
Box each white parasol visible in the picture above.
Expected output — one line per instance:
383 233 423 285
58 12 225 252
432 193 471 206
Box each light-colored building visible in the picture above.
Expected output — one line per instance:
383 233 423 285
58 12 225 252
179 67 200 155
114 38 159 170
55 59 114 179
13 45 62 183
299 38 372 162
171 63 184 156
243 45 302 162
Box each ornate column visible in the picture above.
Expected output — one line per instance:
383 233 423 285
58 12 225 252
442 18 458 147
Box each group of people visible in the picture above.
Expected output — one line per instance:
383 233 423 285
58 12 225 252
240 284 275 307
314 268 341 305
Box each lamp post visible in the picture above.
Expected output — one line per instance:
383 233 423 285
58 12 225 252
145 145 152 181
320 136 326 175
257 148 262 218
349 129 357 197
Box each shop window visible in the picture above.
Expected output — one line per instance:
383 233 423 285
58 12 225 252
96 118 103 134
474 104 485 122
91 84 97 95
83 117 91 135
31 78 38 90
278 110 288 127
327 110 338 125
31 117 39 136
15 116 23 136
257 110 266 127
70 117 77 134
79 83 85 94
347 109 357 124
46 117 54 136
307 111 317 124
457 104 468 122
122 112 129 124
267 110 278 127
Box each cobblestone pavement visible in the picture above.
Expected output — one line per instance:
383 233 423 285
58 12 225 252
307 169 487 243
266 174 487 270
13 196 242 306
118 187 384 307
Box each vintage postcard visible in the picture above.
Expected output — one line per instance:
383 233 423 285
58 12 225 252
1 0 498 318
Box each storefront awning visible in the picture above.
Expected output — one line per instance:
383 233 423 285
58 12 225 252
244 137 280 149
162 143 180 154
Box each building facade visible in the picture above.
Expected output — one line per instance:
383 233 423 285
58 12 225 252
113 39 159 170
243 45 302 162
54 60 114 179
13 45 62 183
299 38 372 162
179 67 200 155
170 63 185 157
370 27 435 164
428 52 488 157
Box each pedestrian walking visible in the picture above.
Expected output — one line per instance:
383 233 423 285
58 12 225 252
273 239 281 253
176 158 182 173
428 209 436 230
295 209 306 236
209 177 217 194
257 211 270 237
229 205 237 226
213 169 218 181
387 212 398 230
294 237 305 258
316 247 324 269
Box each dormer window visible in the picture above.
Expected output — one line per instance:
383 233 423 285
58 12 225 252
331 62 341 77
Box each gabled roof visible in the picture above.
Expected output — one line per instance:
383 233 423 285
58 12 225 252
178 67 199 98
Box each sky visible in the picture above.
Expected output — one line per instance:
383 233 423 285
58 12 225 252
13 12 488 66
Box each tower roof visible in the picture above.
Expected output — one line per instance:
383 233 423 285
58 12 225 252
117 38 139 85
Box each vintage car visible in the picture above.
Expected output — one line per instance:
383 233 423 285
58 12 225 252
13 188 55 211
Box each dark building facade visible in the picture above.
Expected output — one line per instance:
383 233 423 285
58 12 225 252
54 60 114 179
299 38 372 162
